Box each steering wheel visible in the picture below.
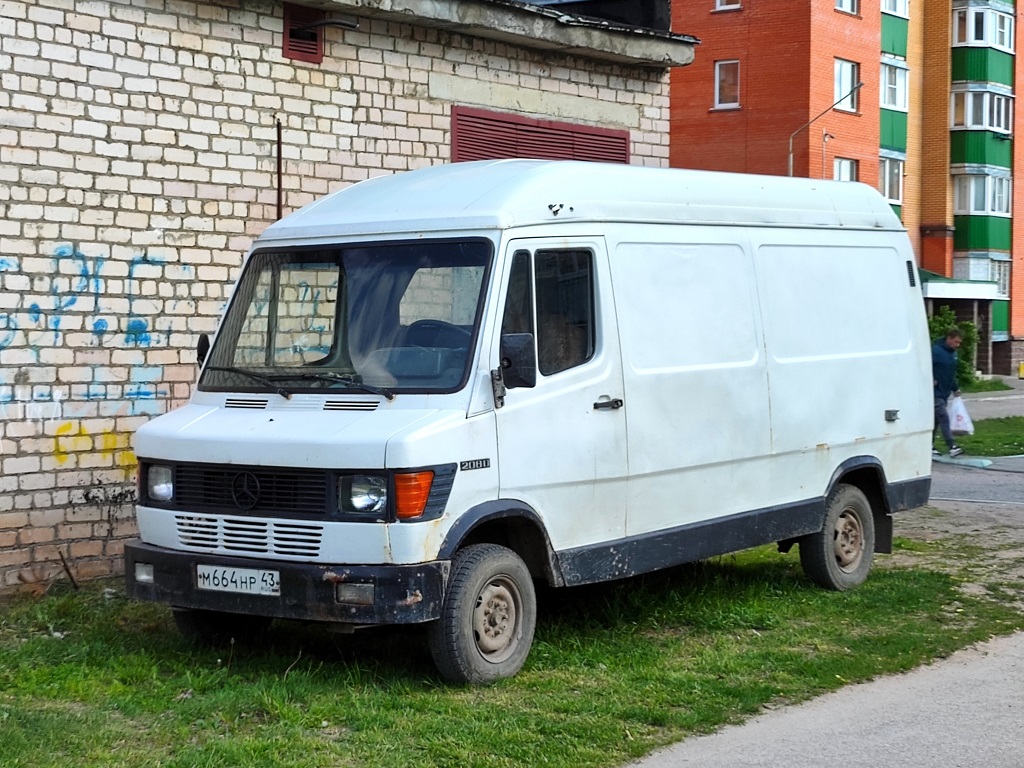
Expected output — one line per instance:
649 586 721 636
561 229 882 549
406 319 472 348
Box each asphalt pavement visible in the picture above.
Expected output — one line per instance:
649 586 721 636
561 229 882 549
628 375 1024 768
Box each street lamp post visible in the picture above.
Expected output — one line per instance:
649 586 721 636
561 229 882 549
787 82 864 177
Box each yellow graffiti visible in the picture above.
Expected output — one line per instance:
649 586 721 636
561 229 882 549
53 421 137 468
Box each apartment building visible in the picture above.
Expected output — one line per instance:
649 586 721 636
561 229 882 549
671 0 1021 374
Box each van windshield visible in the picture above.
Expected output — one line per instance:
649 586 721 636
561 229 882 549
199 239 492 397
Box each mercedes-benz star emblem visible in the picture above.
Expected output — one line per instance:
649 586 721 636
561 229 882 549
231 472 261 510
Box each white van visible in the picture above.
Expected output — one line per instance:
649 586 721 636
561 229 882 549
126 160 933 684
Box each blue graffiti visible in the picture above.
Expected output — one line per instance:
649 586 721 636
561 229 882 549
125 384 169 399
0 313 16 349
125 318 151 346
0 246 174 351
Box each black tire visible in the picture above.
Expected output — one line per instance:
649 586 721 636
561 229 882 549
799 483 875 591
172 608 272 646
427 543 537 685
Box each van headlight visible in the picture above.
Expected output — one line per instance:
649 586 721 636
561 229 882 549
147 465 174 502
340 475 388 514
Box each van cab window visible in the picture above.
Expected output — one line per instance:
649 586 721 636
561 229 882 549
200 240 491 396
535 249 595 375
501 251 534 336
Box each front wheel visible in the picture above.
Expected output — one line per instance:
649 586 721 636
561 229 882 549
799 484 875 591
427 544 537 685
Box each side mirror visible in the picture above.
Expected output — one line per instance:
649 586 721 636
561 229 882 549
499 333 536 389
197 333 211 367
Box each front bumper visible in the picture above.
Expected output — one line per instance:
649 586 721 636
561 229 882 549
124 540 449 625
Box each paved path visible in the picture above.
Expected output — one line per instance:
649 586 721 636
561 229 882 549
628 632 1024 768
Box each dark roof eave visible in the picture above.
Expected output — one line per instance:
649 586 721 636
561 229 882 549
317 0 698 68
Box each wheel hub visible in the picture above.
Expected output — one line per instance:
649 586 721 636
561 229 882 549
834 508 864 571
474 580 518 656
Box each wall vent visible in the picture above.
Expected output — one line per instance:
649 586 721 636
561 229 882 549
283 3 324 64
452 105 630 164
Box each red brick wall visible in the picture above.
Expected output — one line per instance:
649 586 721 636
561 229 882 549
671 0 880 183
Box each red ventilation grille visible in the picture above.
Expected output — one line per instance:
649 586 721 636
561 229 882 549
452 106 630 164
283 3 324 64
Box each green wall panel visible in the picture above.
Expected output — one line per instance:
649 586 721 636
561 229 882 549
950 131 1012 167
953 216 1012 249
882 15 909 58
880 109 907 151
889 203 903 220
993 300 1009 333
951 48 1014 85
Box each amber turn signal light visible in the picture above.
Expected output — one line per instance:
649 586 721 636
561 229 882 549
394 471 434 519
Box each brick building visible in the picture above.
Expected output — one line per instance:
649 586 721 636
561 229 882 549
0 0 695 590
670 0 1022 374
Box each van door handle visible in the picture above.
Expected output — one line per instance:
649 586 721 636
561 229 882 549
593 398 624 410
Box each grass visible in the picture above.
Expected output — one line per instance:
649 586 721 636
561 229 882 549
960 378 1013 394
935 416 1024 456
3 544 1024 768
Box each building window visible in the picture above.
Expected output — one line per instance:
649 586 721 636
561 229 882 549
715 60 740 109
954 174 1012 216
834 59 860 112
953 8 1014 53
951 90 1013 133
991 260 1010 297
880 63 908 111
882 0 909 17
879 158 903 203
995 13 1014 50
834 158 858 181
715 0 742 9
836 0 858 14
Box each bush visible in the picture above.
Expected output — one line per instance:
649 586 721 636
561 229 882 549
928 305 978 387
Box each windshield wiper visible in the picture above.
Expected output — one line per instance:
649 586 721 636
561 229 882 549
287 372 396 402
203 366 294 400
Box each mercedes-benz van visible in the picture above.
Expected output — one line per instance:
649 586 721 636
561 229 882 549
125 160 932 683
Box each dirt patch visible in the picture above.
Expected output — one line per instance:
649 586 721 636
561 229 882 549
884 501 1024 610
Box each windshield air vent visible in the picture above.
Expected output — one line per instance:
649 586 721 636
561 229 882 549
323 400 380 412
225 398 269 410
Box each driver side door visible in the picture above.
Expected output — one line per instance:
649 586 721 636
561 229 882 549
492 238 628 554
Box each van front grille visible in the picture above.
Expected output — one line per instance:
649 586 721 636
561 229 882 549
173 464 329 516
175 514 324 558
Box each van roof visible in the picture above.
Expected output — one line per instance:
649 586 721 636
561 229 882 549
259 159 904 242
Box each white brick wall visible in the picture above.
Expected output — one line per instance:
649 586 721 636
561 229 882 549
0 0 671 590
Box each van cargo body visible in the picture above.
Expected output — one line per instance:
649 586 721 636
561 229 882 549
125 160 933 684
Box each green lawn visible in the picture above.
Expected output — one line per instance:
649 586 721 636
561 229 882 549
3 542 1023 768
936 416 1024 457
960 379 1013 394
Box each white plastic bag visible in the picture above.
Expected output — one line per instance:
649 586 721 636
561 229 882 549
948 396 974 436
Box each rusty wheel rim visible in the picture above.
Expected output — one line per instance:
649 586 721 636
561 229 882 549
472 577 521 662
833 508 865 572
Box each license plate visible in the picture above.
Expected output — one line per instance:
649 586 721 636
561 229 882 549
196 564 280 596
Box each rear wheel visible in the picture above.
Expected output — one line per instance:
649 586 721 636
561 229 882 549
172 608 272 646
799 484 875 591
427 544 537 685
